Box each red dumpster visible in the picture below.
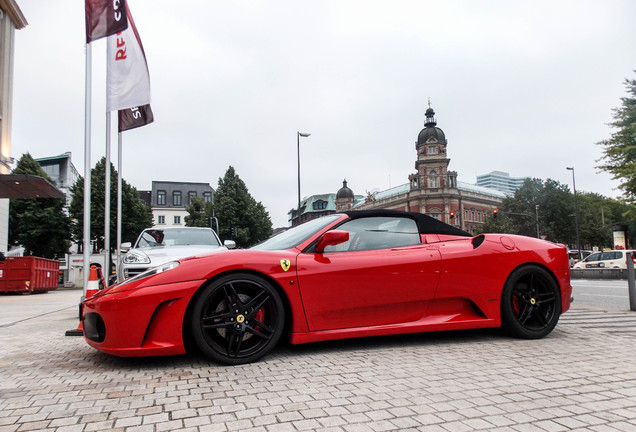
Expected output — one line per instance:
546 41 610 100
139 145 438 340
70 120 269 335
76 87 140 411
0 259 5 292
0 256 59 294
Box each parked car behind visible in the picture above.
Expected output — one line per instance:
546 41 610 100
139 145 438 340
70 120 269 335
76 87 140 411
572 249 635 269
568 250 592 267
118 227 235 281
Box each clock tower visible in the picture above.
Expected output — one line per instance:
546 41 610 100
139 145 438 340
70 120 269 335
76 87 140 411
409 106 457 191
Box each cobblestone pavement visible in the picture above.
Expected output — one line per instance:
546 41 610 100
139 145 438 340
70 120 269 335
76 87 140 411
1 289 636 432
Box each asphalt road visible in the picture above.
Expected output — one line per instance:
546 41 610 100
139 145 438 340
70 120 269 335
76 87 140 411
571 278 635 310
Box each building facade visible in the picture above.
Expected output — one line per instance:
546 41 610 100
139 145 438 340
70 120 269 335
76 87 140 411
0 0 27 252
476 170 527 196
289 180 361 226
35 153 79 209
355 107 504 234
147 181 215 227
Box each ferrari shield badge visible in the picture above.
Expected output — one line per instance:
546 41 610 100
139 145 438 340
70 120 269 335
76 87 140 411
280 259 291 272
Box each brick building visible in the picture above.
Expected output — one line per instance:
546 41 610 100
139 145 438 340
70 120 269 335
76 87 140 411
355 106 504 234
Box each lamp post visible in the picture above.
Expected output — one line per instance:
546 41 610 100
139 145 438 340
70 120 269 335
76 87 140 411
297 131 311 225
566 167 582 260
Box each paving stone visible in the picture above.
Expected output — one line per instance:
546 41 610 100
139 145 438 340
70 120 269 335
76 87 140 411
3 292 636 432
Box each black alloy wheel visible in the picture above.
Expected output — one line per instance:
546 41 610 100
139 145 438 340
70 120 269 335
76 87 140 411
501 265 561 339
190 273 284 365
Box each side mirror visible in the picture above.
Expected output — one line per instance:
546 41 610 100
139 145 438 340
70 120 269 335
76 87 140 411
315 230 349 253
224 240 237 249
120 242 132 253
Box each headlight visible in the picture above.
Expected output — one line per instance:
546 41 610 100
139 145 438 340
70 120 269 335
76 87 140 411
123 250 151 264
118 261 180 286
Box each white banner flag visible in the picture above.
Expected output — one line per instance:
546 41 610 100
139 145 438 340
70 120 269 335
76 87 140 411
106 4 150 112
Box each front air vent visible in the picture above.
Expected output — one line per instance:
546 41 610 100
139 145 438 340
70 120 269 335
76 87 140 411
83 312 106 343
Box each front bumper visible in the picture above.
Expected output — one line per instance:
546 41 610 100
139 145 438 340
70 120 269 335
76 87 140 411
82 279 204 357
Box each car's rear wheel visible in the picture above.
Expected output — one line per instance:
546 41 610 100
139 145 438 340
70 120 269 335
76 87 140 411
190 273 284 365
501 265 561 339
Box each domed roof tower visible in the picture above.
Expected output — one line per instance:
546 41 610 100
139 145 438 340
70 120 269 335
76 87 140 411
336 179 354 199
417 107 446 146
336 179 355 211
409 103 457 192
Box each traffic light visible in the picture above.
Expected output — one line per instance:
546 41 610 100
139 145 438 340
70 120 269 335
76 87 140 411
493 209 498 219
231 227 237 238
449 211 455 219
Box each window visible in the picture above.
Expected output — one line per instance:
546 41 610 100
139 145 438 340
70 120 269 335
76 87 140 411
427 145 438 155
313 200 327 210
157 215 165 224
323 217 420 253
157 191 166 206
585 253 601 263
173 191 182 206
429 171 439 188
187 191 196 205
174 216 181 225
203 192 212 203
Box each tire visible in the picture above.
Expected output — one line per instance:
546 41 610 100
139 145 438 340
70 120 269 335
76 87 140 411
190 273 285 365
501 265 561 339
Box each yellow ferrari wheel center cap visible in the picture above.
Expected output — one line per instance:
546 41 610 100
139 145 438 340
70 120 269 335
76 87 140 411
530 298 536 305
236 315 245 323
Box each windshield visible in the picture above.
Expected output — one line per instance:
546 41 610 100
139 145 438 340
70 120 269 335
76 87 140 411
251 214 341 251
135 228 221 248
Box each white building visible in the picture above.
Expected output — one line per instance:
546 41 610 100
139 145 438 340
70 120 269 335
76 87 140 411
144 181 215 227
0 1 27 253
476 171 528 196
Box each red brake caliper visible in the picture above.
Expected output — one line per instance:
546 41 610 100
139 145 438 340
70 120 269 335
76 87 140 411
254 309 265 332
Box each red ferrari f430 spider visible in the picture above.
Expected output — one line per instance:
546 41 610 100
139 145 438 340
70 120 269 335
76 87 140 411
82 210 572 364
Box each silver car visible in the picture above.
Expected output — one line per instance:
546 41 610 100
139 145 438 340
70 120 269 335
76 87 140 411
118 227 235 281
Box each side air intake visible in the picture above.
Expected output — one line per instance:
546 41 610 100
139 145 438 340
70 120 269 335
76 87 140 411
472 235 485 249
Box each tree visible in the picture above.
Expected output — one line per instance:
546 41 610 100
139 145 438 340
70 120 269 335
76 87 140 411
479 178 574 243
69 157 153 250
8 153 71 258
597 71 636 209
214 166 273 247
477 177 636 250
185 196 215 228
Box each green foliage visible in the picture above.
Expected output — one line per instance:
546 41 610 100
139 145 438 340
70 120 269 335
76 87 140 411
214 166 273 247
597 71 636 208
8 153 71 258
477 177 636 249
69 157 153 250
185 196 215 228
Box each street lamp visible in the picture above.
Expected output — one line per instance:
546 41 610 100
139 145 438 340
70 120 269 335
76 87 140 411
297 131 311 225
566 167 582 260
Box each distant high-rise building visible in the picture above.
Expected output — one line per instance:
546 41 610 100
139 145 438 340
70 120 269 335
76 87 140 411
476 171 527 196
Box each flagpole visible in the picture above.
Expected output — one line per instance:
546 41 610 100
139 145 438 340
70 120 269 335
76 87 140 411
82 43 92 295
116 131 122 283
104 111 111 286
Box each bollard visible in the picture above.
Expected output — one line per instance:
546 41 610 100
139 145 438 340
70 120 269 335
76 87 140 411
627 251 636 311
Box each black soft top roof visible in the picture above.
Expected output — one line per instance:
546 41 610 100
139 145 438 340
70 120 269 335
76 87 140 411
344 209 472 237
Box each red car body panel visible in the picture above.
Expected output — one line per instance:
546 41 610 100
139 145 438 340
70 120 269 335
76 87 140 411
82 212 572 358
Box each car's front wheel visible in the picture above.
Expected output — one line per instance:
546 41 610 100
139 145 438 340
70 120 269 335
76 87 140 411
501 265 561 339
190 273 285 365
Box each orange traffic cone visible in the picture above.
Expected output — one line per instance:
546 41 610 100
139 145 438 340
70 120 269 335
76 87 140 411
85 265 99 299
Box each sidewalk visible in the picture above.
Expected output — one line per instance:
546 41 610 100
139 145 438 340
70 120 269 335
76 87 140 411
1 289 636 432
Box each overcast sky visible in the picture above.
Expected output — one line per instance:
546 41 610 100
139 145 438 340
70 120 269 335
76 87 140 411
11 0 636 227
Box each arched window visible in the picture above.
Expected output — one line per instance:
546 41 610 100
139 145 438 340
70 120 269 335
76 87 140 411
429 170 439 188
